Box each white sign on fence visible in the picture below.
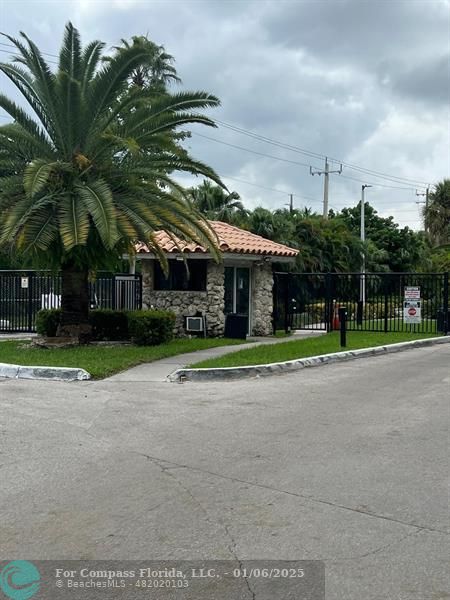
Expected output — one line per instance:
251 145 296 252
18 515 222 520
404 286 421 300
404 300 421 324
20 277 29 289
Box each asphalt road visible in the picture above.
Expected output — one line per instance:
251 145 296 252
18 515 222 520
1 344 449 599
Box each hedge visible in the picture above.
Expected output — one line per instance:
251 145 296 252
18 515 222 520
36 309 62 337
35 308 176 345
127 310 176 346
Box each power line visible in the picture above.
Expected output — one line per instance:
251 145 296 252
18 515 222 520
193 132 322 170
214 119 324 161
335 171 417 190
221 174 320 203
0 41 59 60
194 132 420 191
214 119 433 188
0 47 58 65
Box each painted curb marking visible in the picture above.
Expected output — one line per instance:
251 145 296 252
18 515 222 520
0 363 91 381
169 336 450 382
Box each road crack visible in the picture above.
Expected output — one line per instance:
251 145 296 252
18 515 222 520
130 451 448 536
137 452 256 599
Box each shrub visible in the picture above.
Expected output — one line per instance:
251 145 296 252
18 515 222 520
127 310 176 346
90 309 129 341
35 309 61 336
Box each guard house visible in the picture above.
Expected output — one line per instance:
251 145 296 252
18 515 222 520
135 220 298 337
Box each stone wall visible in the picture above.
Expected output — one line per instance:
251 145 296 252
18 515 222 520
251 263 274 336
140 259 275 337
141 260 225 337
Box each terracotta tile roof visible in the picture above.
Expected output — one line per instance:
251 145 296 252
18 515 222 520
135 220 299 257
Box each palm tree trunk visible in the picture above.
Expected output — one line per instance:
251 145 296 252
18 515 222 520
57 261 91 342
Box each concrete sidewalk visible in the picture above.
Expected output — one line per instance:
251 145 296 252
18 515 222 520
105 330 325 382
0 332 37 340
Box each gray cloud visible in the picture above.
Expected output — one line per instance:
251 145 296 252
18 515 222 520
0 0 449 229
384 54 450 105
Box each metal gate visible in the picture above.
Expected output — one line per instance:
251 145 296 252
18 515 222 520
0 271 142 333
274 272 449 335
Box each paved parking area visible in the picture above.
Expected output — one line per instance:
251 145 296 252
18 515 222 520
1 344 448 599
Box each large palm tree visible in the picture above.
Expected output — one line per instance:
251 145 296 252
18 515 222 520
0 23 222 340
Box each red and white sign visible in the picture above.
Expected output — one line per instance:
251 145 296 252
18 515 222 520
404 300 421 324
404 286 421 300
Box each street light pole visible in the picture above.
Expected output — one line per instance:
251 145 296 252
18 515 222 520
360 185 372 306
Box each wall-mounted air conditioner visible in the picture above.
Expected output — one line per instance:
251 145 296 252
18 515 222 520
186 316 204 332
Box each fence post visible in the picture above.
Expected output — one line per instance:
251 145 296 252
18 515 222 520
27 271 34 332
137 273 143 310
384 275 389 333
111 274 116 310
284 273 291 334
443 272 449 334
325 273 332 332
338 306 347 347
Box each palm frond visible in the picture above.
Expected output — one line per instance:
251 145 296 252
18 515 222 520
0 123 54 161
124 91 219 136
0 63 54 136
0 94 52 148
19 207 58 253
58 193 90 249
75 179 119 249
16 31 67 153
58 22 82 81
80 40 105 96
23 159 55 197
85 44 160 140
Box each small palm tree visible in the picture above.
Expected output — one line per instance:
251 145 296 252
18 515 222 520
190 180 248 225
110 35 180 91
0 23 222 340
424 179 450 247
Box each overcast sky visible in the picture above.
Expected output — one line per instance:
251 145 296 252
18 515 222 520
1 0 449 229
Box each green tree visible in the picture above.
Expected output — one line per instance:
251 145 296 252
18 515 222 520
0 23 222 340
247 207 278 240
424 179 450 247
109 35 180 92
190 180 248 225
337 203 426 272
292 216 362 272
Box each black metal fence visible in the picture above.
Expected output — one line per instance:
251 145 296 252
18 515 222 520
274 272 449 335
0 271 142 333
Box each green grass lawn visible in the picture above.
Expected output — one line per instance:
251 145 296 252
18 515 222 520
190 331 440 369
0 338 247 379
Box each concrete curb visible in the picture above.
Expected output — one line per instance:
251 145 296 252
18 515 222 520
169 336 450 382
0 363 91 382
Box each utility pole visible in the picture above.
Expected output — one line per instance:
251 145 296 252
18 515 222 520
416 187 430 233
360 185 372 306
310 157 342 219
284 193 294 213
